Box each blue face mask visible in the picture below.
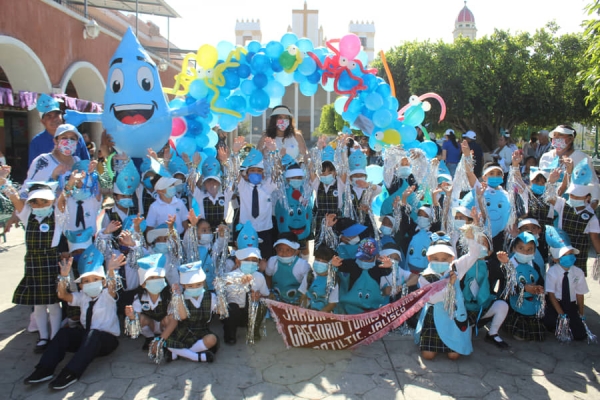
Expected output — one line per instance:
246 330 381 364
487 176 504 188
72 189 92 201
185 287 205 298
118 198 134 208
145 278 167 294
248 173 263 185
559 254 576 268
531 184 545 195
320 175 335 186
164 186 177 199
313 261 329 274
240 261 259 275
356 259 375 270
154 242 169 254
430 261 450 274
417 216 431 229
567 198 586 208
514 252 534 264
453 219 466 230
398 166 412 179
288 179 303 189
31 205 53 219
380 226 393 236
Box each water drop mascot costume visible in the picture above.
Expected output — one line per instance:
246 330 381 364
543 158 600 276
461 161 510 295
275 155 313 253
414 230 480 360
64 27 210 160
336 238 393 315
501 231 546 341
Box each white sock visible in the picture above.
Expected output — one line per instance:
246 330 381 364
141 326 154 338
32 305 49 341
189 339 209 352
168 347 198 361
47 303 62 339
482 300 509 336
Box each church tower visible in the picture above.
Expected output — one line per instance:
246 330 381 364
348 21 376 62
453 1 477 41
291 1 323 46
235 19 261 46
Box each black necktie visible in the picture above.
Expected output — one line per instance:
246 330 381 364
252 185 259 218
562 271 571 311
85 299 97 331
76 200 85 228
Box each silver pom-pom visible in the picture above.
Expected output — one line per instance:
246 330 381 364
247 300 259 345
213 276 230 319
148 337 166 364
452 153 474 194
543 181 559 204
535 293 546 319
186 167 199 195
315 219 339 250
555 315 573 343
515 283 525 309
500 262 517 300
167 229 184 266
582 319 598 344
443 280 456 319
94 234 115 262
593 256 600 282
168 292 190 321
124 313 141 338
182 225 199 263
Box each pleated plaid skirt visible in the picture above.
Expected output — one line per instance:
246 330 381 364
419 307 452 353
12 214 59 306
503 310 546 342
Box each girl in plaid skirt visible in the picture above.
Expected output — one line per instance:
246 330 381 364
0 169 64 353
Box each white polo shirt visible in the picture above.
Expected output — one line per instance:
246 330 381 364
70 288 120 336
238 178 277 232
545 264 589 302
146 196 189 234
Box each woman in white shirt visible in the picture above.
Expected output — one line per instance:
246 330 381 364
256 105 308 162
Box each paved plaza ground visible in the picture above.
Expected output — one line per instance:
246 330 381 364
1 228 599 400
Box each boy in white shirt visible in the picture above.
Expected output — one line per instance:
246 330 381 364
146 176 189 236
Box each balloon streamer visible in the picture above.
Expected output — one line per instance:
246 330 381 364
379 50 396 98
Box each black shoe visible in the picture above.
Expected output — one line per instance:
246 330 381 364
485 334 509 349
142 336 154 351
225 338 236 345
34 339 49 354
198 351 214 363
24 368 54 384
49 369 78 390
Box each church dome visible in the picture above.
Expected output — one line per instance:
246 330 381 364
456 2 475 23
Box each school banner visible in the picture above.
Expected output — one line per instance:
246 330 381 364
263 279 447 350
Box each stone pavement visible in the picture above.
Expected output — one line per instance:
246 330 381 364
1 228 600 400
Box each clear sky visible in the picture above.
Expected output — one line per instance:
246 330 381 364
141 0 589 54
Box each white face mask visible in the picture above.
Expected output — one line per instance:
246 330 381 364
82 280 103 298
417 216 431 229
199 233 214 245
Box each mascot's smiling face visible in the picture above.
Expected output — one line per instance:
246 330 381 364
101 28 171 158
509 262 541 316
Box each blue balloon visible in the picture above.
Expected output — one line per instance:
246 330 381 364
236 64 251 79
247 41 262 53
223 70 240 90
299 81 318 96
188 80 209 99
265 80 285 98
366 165 384 185
176 136 196 157
265 41 284 58
307 70 321 84
250 89 270 110
275 71 295 87
403 105 425 126
334 97 348 114
227 95 247 113
398 123 417 143
322 77 335 92
253 73 269 89
218 114 238 132
186 118 201 136
269 96 283 108
251 53 269 73
369 134 385 151
203 147 217 158
217 41 234 61
342 110 358 123
293 70 307 83
419 140 438 159
169 98 186 108
373 109 393 128
387 96 399 111
298 57 317 76
356 50 369 67
207 130 219 147
271 58 283 73
240 80 255 96
296 38 314 52
362 74 378 91
365 92 384 111
403 140 420 150
376 83 391 98
195 133 209 148
281 33 298 48
245 51 255 63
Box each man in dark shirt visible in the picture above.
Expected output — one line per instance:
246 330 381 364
463 130 484 178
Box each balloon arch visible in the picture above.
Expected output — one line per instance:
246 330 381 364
164 32 445 160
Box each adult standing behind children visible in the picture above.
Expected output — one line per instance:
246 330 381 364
256 105 308 163
441 129 461 177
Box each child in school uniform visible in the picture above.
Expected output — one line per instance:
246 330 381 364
193 155 229 230
159 262 219 363
236 147 278 259
23 245 125 390
265 232 310 305
414 229 479 360
328 216 368 260
311 146 344 239
186 212 217 291
101 160 142 239
299 245 340 313
147 223 180 286
0 175 64 353
60 160 101 233
222 221 270 344
345 149 381 235
146 176 189 236
499 232 546 341
63 227 95 327
167 155 190 206
379 242 417 302
124 253 172 350
542 226 589 341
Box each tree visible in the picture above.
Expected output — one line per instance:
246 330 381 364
580 0 600 116
374 26 591 150
319 103 356 135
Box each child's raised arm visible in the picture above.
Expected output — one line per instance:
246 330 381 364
57 257 74 303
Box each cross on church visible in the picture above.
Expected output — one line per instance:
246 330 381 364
293 1 318 38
